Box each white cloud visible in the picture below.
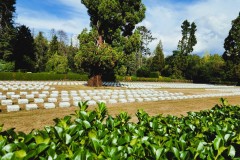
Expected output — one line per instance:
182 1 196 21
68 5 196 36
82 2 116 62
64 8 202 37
16 0 240 56
142 0 240 56
15 1 90 39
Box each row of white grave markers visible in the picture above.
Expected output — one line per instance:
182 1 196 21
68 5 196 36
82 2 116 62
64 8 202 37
0 81 235 90
0 81 86 91
1 88 240 112
103 82 234 89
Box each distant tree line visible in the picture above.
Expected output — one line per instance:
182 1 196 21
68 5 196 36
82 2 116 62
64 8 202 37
0 0 240 85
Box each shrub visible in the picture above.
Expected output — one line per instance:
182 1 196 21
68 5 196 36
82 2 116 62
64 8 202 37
45 53 69 74
136 66 150 77
0 72 88 81
0 60 14 72
149 71 160 78
0 100 240 159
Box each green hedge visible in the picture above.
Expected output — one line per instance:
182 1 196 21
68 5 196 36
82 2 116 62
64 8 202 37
116 75 192 83
0 72 88 81
0 100 240 159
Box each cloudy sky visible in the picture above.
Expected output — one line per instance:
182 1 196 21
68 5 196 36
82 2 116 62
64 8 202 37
15 0 240 56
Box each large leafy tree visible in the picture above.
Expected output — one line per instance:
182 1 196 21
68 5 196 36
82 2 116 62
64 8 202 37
46 53 69 74
177 20 197 56
75 29 124 86
79 0 146 86
0 0 16 60
13 25 36 71
150 40 165 73
222 12 240 64
34 32 49 72
81 0 145 45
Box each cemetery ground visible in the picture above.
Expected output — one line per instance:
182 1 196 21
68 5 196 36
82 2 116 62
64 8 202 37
1 83 240 133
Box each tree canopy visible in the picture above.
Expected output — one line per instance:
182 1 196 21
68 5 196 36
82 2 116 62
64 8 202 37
0 0 16 61
77 0 146 86
177 20 197 56
81 0 146 44
222 12 240 64
150 40 165 73
13 25 35 71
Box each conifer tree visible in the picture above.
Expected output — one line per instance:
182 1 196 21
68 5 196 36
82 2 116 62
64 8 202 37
222 12 240 64
0 0 16 60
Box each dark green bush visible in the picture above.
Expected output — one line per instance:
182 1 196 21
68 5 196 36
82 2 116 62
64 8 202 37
136 66 150 77
149 71 160 78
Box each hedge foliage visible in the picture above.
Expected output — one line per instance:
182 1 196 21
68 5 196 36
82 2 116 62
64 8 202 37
0 72 88 81
116 75 192 83
149 72 160 78
0 99 240 159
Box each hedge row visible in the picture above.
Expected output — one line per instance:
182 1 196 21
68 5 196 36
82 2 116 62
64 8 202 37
116 76 192 83
0 72 88 81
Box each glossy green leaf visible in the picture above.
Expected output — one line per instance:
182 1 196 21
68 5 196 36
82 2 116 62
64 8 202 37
65 134 72 145
172 147 180 159
35 135 50 145
37 144 49 155
155 148 164 160
92 138 101 153
197 141 206 152
1 152 14 160
14 150 26 159
83 120 91 129
54 126 63 139
228 145 235 158
2 144 17 153
213 136 222 150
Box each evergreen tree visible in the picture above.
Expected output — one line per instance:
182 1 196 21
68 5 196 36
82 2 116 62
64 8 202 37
177 20 197 56
67 39 78 72
34 32 48 72
81 0 145 45
49 35 59 54
136 26 156 69
79 0 146 86
0 0 16 60
150 40 165 73
13 25 36 71
222 12 240 64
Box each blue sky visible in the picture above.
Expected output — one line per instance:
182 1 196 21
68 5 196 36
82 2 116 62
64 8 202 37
15 0 240 56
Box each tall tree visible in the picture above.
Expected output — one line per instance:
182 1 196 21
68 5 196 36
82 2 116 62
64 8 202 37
75 28 124 86
81 0 145 45
222 12 240 64
79 0 146 86
34 32 48 72
136 26 156 68
177 20 197 56
13 25 36 71
150 40 165 73
48 35 59 55
0 0 16 60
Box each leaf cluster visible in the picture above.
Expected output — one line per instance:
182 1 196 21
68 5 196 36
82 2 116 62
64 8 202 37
0 99 240 159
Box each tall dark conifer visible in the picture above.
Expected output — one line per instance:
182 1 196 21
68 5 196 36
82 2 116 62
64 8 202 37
13 25 35 71
222 12 240 64
0 0 16 60
177 20 197 56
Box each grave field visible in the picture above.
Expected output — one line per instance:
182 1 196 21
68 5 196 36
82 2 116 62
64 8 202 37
1 81 240 133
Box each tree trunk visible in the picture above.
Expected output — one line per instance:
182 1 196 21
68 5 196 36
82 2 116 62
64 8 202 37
87 75 103 87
